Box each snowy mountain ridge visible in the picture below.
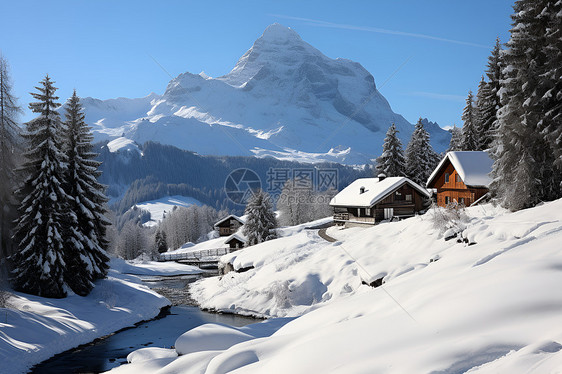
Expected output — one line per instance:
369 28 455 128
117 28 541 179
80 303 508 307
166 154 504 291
78 24 450 165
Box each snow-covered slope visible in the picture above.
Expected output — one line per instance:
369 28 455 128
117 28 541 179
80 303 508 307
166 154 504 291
133 195 203 227
108 199 562 373
80 24 450 165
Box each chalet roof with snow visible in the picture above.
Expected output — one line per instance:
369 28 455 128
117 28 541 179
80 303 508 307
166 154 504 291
427 151 494 188
224 232 247 245
214 214 245 228
329 177 430 208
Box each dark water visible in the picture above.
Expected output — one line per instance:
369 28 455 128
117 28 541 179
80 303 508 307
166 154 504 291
29 275 258 374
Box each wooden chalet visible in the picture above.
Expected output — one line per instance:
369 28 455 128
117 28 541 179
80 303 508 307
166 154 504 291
329 175 430 226
426 151 493 207
224 233 246 250
214 215 245 236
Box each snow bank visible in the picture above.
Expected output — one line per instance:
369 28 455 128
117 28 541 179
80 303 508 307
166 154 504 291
0 262 171 374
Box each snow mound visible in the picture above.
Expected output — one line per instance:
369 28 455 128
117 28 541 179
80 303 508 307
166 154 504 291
127 347 177 363
175 324 254 355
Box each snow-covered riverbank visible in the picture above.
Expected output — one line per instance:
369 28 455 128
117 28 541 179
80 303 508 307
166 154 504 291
111 200 562 373
0 259 200 374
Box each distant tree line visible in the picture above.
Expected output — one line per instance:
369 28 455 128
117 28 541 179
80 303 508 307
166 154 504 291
95 142 368 215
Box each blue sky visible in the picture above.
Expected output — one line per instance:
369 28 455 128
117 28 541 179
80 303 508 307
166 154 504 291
1 0 513 128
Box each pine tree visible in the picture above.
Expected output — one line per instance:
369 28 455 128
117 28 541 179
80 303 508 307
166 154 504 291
63 90 110 293
540 1 562 180
447 125 463 152
243 189 278 246
490 0 558 210
461 90 479 151
405 118 440 186
375 123 406 177
480 38 504 150
475 76 495 150
0 56 22 261
11 75 71 298
155 230 168 253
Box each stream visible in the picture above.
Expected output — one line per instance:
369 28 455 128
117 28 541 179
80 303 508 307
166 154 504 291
29 273 259 374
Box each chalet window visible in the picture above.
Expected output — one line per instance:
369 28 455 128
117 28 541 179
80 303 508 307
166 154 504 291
366 208 371 216
406 194 412 202
384 208 394 220
456 174 461 183
445 196 450 205
445 173 450 183
460 197 465 205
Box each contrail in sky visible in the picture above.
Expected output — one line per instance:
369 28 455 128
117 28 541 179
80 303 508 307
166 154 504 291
270 14 489 49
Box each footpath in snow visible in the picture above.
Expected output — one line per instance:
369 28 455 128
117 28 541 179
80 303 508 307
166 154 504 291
0 259 201 374
109 200 562 373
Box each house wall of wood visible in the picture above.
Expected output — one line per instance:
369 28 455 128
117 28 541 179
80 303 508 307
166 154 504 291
374 184 424 221
429 161 488 207
216 218 243 236
227 238 245 250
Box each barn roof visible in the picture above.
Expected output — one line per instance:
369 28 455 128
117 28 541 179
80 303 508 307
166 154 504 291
329 177 430 208
427 151 494 188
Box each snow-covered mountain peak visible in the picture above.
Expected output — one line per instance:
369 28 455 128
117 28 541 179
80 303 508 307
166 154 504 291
79 24 451 165
259 23 302 43
219 23 327 88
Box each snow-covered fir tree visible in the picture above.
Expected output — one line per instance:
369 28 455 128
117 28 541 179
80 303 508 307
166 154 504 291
405 118 440 186
540 1 562 176
243 189 278 246
155 230 168 253
11 76 71 298
375 123 406 177
479 38 503 151
63 90 110 292
461 90 479 151
447 125 463 152
475 76 495 151
0 56 22 261
490 0 560 210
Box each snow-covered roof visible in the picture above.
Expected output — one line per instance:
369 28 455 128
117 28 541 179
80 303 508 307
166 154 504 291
214 214 245 227
427 151 494 188
225 232 247 244
329 177 430 208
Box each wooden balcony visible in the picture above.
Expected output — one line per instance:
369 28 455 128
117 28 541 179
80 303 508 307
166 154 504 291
334 213 375 224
